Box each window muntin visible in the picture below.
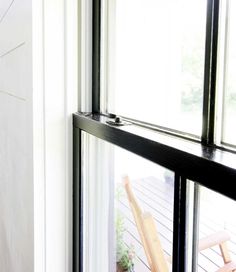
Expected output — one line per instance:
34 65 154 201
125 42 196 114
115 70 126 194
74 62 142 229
103 0 207 136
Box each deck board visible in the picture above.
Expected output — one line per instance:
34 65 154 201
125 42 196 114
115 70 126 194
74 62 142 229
116 176 236 271
118 202 173 256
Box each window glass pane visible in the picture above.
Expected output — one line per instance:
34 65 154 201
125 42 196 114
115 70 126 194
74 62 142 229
197 186 236 271
105 0 207 136
221 0 236 145
185 180 195 271
82 132 175 272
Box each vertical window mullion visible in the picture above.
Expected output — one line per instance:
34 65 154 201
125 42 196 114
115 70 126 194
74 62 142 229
202 0 220 145
92 0 102 113
172 174 187 272
73 128 82 272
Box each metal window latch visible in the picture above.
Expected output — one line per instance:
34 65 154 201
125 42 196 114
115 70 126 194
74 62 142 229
79 112 92 116
106 116 131 126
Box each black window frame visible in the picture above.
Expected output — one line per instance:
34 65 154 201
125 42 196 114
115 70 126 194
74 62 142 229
73 0 236 271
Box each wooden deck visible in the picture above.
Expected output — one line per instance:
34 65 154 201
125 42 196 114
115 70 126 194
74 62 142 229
116 176 236 272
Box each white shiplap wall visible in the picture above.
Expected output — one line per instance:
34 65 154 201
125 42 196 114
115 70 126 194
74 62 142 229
0 0 78 271
0 0 33 272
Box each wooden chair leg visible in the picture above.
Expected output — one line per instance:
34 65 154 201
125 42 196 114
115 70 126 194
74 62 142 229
219 242 232 264
219 242 236 272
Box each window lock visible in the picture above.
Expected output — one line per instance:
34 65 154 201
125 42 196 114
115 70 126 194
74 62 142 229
106 116 131 126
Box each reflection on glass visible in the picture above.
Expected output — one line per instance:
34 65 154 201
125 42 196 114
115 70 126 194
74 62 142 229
107 0 206 136
82 133 174 272
222 0 236 145
198 186 236 271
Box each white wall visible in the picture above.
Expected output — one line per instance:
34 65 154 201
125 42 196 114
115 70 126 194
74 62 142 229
0 0 34 271
0 0 78 271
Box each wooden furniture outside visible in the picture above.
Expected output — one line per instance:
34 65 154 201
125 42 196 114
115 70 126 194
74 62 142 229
123 176 236 272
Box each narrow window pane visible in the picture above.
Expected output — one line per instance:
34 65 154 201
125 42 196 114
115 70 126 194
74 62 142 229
221 0 236 146
82 133 174 272
197 186 236 271
105 0 207 136
185 181 196 271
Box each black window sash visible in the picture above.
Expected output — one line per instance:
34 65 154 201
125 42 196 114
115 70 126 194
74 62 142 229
73 112 236 272
73 1 236 272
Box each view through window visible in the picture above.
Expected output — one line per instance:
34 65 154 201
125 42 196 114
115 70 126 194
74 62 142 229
198 186 236 272
82 133 236 272
221 0 236 145
105 0 207 136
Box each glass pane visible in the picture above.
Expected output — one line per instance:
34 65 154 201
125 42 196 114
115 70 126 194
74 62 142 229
82 132 175 272
105 0 207 136
185 181 195 271
222 0 236 145
197 186 236 271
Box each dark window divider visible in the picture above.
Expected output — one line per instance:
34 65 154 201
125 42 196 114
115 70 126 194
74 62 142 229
73 128 82 272
92 0 101 113
173 175 187 272
73 113 236 202
202 0 220 145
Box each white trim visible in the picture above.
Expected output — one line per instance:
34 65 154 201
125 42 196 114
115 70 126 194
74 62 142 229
32 0 46 270
101 0 116 114
215 0 229 145
32 0 78 271
43 0 66 270
79 0 93 112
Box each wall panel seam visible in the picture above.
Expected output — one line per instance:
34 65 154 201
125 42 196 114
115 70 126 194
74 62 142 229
0 0 15 24
0 42 25 58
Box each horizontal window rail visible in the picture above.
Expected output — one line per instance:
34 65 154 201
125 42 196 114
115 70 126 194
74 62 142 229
73 112 236 202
